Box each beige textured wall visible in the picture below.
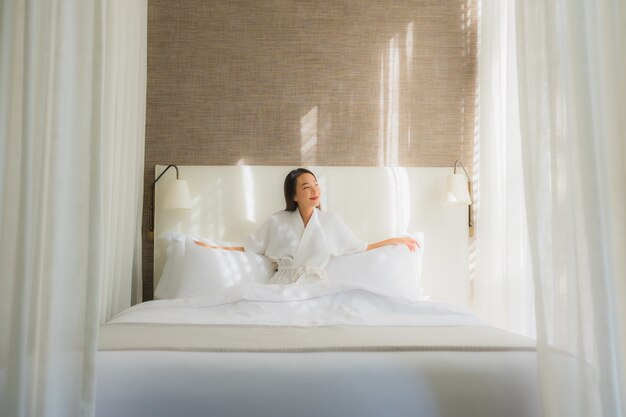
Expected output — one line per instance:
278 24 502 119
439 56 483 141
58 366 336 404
143 0 477 300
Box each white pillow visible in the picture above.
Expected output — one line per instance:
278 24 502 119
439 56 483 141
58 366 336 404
175 237 275 299
325 232 424 301
154 231 256 299
154 232 186 299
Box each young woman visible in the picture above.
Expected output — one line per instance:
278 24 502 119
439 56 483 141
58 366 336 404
195 168 419 284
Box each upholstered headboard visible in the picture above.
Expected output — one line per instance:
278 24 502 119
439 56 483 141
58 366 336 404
154 165 470 308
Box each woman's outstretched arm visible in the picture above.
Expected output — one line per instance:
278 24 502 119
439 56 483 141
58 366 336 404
194 240 245 252
366 237 420 252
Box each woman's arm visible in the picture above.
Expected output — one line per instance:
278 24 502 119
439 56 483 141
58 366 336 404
194 240 245 252
366 237 420 252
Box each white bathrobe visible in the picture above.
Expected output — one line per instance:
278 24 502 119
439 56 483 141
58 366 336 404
243 208 368 284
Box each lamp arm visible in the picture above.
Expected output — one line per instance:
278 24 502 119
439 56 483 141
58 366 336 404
453 160 474 236
453 160 471 181
151 164 179 187
148 165 180 239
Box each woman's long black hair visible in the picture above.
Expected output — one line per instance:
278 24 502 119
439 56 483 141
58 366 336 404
284 168 318 212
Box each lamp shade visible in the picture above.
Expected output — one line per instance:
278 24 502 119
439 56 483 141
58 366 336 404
162 179 192 209
444 174 472 205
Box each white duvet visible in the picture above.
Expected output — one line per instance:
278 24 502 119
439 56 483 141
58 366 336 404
110 282 485 327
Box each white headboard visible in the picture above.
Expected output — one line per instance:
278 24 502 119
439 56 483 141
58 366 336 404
154 165 470 308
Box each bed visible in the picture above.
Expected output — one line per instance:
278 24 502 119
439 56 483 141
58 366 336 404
95 166 540 417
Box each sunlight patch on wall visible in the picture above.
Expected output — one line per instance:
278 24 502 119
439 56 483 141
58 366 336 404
190 194 202 236
378 32 403 167
386 35 400 166
383 167 411 235
241 163 256 224
378 53 385 166
300 106 318 165
405 22 414 149
394 168 411 234
384 168 398 233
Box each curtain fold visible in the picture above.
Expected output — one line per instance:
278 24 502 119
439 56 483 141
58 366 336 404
473 0 535 337
99 0 147 321
514 0 626 416
0 1 146 416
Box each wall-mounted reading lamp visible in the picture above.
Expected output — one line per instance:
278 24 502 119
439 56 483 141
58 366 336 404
444 160 474 237
148 164 192 240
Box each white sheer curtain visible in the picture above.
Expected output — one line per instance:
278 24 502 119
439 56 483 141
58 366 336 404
0 1 146 416
100 0 148 319
513 1 626 416
473 0 535 337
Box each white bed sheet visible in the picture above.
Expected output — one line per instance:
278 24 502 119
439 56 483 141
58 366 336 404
96 285 541 417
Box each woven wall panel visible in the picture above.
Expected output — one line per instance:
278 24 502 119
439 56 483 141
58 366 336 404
143 0 477 300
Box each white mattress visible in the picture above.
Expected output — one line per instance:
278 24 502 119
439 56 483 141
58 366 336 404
95 285 541 417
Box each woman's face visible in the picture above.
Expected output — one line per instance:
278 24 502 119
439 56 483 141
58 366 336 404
293 173 320 210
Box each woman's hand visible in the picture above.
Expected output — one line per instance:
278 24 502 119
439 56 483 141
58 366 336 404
193 240 245 252
366 237 420 252
194 240 217 249
392 237 420 252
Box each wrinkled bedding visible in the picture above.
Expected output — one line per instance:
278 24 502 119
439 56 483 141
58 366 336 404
107 282 481 327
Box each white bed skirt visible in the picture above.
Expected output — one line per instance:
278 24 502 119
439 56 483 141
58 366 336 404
96 349 541 417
